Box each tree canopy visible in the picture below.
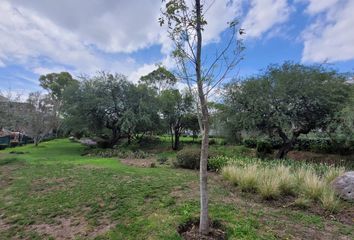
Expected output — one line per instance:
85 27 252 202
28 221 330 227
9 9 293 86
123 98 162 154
224 63 351 158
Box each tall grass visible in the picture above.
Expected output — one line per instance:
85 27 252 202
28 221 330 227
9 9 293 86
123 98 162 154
221 161 343 212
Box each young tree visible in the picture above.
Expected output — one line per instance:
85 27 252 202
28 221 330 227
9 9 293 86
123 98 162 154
224 63 351 158
160 0 243 234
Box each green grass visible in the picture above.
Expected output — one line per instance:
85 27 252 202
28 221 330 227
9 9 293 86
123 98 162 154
0 139 352 239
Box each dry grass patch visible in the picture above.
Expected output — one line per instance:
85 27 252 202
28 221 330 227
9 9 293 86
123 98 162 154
222 163 344 212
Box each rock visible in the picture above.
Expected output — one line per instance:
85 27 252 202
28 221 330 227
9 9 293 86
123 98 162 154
332 171 354 200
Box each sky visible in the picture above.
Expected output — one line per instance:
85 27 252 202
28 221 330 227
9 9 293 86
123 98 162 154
0 0 354 94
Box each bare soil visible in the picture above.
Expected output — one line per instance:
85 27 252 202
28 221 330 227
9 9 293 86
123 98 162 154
29 215 114 240
177 219 227 240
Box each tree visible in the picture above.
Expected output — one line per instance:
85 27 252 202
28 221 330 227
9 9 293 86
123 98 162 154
63 73 132 146
39 72 78 136
62 72 160 146
160 0 244 234
224 63 351 158
160 89 193 150
24 92 55 146
140 65 177 93
183 113 200 142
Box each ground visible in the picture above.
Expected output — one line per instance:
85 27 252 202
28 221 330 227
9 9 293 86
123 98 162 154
0 139 353 239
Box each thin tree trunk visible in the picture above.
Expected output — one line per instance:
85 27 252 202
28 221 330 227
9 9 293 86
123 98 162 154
170 126 174 150
174 127 180 150
196 0 209 235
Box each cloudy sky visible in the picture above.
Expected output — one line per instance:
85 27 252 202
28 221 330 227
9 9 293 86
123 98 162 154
0 0 353 92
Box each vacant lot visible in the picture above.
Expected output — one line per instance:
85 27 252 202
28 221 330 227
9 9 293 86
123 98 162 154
0 139 353 239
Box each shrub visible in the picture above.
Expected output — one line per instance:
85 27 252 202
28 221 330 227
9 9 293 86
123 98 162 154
174 148 217 170
208 156 229 172
174 148 200 169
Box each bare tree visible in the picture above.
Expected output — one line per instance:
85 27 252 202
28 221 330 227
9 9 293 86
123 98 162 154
160 0 244 235
24 92 55 146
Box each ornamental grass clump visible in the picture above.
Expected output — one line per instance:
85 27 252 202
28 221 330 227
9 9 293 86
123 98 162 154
237 164 260 192
221 160 344 212
276 165 297 195
221 165 242 185
297 168 326 201
323 166 345 184
320 187 340 212
257 168 281 199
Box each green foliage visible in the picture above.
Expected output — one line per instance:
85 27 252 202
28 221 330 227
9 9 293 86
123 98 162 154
62 72 160 145
39 72 78 101
208 156 229 172
224 62 351 158
174 148 201 169
256 140 273 159
140 65 177 92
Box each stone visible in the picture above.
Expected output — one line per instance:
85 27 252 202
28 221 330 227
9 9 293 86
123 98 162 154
331 171 354 200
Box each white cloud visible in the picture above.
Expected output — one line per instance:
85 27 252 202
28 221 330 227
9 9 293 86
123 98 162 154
303 0 340 14
0 0 245 86
242 0 291 38
301 0 354 62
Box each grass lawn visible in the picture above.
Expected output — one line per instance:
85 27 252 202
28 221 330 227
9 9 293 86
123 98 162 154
0 139 353 239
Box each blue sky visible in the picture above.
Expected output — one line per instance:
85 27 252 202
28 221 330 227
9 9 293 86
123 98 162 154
0 0 353 93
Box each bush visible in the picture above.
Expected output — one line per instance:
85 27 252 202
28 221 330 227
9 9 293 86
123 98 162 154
174 148 217 170
209 139 217 145
174 148 201 169
208 156 229 172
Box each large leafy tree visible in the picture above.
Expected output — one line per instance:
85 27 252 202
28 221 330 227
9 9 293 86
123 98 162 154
63 72 160 146
225 63 351 158
140 65 177 93
39 72 78 136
